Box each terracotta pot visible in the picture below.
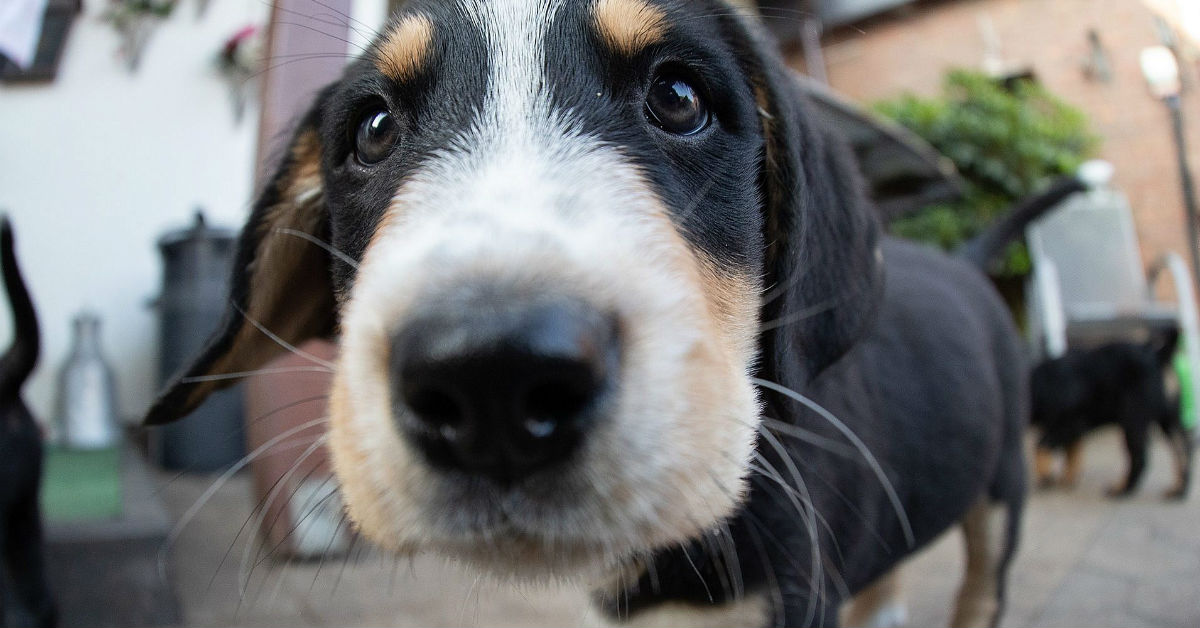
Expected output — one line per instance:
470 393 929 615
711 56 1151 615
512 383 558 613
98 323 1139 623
244 339 349 559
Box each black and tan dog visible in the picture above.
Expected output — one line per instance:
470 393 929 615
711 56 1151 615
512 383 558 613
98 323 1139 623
145 2 1029 626
1032 328 1193 500
0 217 55 628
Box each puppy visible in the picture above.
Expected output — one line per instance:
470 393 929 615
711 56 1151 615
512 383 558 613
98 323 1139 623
0 217 56 628
146 2 1028 626
1032 328 1193 499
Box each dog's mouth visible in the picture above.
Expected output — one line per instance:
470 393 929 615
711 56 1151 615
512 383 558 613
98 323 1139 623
351 437 667 579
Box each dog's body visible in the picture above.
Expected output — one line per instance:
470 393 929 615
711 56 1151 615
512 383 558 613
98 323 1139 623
615 237 1027 627
0 218 55 628
1032 329 1193 499
146 2 1027 626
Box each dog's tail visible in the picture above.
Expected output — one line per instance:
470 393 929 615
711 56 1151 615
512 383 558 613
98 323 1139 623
955 175 1089 270
0 216 40 401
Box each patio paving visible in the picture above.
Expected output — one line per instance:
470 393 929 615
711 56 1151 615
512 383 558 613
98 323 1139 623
156 428 1200 627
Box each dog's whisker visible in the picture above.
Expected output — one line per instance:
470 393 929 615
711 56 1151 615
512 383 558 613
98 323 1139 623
257 478 342 606
231 302 337 370
207 459 301 596
702 533 733 604
264 2 363 37
159 417 332 584
250 457 337 568
246 395 330 429
673 175 720 226
238 53 360 88
331 532 363 597
677 539 715 604
248 464 337 580
271 20 370 54
700 468 789 625
273 227 360 270
745 517 787 628
758 416 860 460
238 434 331 596
310 10 379 42
304 0 381 37
715 521 745 600
768 445 894 553
309 510 350 594
757 298 840 333
749 450 822 623
753 377 916 547
180 365 332 384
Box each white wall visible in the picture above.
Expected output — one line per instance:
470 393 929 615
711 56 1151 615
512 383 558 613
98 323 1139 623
0 0 273 427
0 0 397 430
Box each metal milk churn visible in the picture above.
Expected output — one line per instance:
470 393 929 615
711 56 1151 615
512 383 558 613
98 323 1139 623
151 210 245 471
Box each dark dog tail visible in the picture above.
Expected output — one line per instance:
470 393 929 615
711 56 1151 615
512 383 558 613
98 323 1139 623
0 216 40 401
956 175 1089 270
1154 325 1181 367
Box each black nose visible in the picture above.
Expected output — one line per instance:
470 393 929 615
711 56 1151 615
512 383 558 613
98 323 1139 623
391 296 619 484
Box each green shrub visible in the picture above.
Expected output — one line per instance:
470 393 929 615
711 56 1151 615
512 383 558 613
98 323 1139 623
874 69 1099 276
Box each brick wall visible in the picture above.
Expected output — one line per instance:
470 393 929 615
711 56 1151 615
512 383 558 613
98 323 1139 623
793 0 1200 297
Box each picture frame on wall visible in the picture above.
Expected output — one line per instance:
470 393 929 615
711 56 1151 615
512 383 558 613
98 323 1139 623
0 0 84 84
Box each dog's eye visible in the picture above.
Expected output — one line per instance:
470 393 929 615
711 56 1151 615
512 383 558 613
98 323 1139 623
645 74 709 136
354 109 399 165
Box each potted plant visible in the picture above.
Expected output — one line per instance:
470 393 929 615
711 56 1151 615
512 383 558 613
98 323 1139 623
874 69 1100 323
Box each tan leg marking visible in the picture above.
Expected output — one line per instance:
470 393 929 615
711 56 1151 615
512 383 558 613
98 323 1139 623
1063 441 1084 488
841 567 907 628
592 0 668 56
1034 446 1056 487
950 499 1007 628
1166 431 1190 498
375 14 434 81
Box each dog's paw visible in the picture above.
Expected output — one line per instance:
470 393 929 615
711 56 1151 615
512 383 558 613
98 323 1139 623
1105 483 1133 499
1164 485 1189 501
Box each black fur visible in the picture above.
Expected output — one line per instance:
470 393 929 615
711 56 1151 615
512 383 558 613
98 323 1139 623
1032 329 1193 499
607 11 1026 626
0 217 56 628
143 3 1027 626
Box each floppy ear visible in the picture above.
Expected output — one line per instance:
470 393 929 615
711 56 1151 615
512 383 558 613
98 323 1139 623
723 9 883 382
144 90 337 426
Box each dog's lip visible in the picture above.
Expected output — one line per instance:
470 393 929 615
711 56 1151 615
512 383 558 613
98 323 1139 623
422 473 606 544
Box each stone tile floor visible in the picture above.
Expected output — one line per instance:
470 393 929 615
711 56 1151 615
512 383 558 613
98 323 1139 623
157 428 1199 627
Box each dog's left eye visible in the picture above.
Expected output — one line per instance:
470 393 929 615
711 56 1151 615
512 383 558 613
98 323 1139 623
354 109 400 165
645 74 709 136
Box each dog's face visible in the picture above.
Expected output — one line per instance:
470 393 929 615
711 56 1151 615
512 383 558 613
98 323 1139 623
147 0 880 581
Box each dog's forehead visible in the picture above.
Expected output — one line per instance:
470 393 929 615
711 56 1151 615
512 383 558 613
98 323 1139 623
371 0 721 79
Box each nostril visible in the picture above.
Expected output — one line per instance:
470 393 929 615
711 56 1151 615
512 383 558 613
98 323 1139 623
522 377 597 438
403 383 465 434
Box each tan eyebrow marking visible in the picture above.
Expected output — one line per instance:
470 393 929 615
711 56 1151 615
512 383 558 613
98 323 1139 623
592 0 668 56
375 14 434 81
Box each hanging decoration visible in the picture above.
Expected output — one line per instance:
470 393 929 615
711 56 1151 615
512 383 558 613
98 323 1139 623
100 0 178 72
215 24 264 124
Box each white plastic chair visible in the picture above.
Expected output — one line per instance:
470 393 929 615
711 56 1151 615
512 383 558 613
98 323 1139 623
1025 168 1200 429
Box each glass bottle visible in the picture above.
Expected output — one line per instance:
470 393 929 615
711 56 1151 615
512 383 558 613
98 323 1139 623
56 312 120 450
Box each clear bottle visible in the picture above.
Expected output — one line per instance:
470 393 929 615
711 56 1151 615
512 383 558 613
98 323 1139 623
56 311 120 450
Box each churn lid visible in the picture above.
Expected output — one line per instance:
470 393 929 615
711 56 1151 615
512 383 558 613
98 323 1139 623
157 209 237 253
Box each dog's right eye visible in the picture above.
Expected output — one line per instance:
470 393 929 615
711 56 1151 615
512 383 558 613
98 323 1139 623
354 109 400 165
